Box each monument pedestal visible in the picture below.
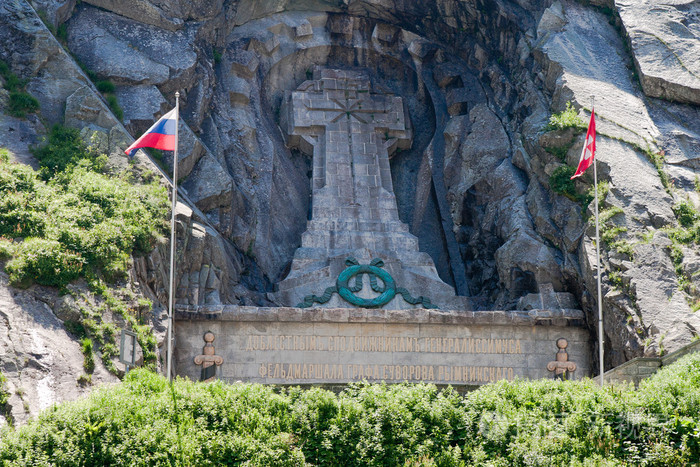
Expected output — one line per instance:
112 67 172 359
175 305 591 386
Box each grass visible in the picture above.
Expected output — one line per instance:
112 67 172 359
1 60 39 118
545 101 587 132
212 48 222 64
673 200 699 228
544 143 571 162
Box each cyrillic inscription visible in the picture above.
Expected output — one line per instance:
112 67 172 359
257 363 515 383
245 335 522 354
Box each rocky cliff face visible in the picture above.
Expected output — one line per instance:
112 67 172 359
1 0 699 422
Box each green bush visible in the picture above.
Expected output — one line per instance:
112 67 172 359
1 60 39 118
56 23 68 42
545 101 587 132
96 80 115 93
8 92 39 118
105 94 123 121
673 200 699 228
32 125 90 177
5 237 84 288
2 353 700 465
81 338 95 374
0 372 8 408
0 239 14 260
0 60 25 92
549 165 578 200
1 128 168 288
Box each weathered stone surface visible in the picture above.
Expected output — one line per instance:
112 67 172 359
181 154 235 213
66 5 197 87
64 85 116 132
0 273 118 427
114 84 168 135
174 305 590 384
82 0 183 31
616 0 700 106
272 68 464 310
535 0 700 369
444 104 509 198
28 0 76 29
4 0 700 386
151 0 224 22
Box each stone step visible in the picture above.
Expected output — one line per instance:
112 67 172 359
305 219 410 233
300 231 420 251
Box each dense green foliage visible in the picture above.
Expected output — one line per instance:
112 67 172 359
0 127 168 288
545 102 587 132
2 353 700 466
8 92 40 118
548 165 578 200
1 60 40 118
673 200 699 230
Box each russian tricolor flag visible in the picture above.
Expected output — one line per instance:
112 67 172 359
124 108 177 157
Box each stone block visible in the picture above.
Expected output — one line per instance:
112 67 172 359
230 52 259 79
372 23 399 45
247 34 280 56
228 76 251 106
446 88 470 116
408 40 436 61
433 63 464 88
294 20 313 39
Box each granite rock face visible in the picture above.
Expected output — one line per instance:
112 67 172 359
0 275 118 427
535 0 700 364
616 0 700 106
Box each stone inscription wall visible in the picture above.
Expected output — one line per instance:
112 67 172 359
175 308 591 385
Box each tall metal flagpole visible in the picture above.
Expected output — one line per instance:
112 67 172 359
591 97 604 385
166 92 180 381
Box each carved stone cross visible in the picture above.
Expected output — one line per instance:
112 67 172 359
282 68 412 224
547 338 577 380
275 68 464 310
194 331 223 382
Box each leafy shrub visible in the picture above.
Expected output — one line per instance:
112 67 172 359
56 23 68 42
2 353 700 465
545 101 587 132
212 48 222 64
5 238 84 288
0 372 8 408
81 338 95 374
8 92 39 118
105 94 123 121
96 80 115 94
1 128 168 289
549 165 578 200
0 60 25 92
1 60 39 118
32 125 90 177
0 239 14 260
673 200 699 228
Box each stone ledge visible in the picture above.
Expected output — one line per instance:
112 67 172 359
174 305 585 326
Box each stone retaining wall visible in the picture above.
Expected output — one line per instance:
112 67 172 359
605 339 700 386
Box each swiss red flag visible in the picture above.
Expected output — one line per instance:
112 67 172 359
571 108 596 179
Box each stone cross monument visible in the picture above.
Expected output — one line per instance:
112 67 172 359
274 68 470 310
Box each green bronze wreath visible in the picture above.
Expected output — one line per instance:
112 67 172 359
336 258 396 308
297 257 437 309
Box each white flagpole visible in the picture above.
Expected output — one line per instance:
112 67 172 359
166 92 180 381
591 97 604 385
